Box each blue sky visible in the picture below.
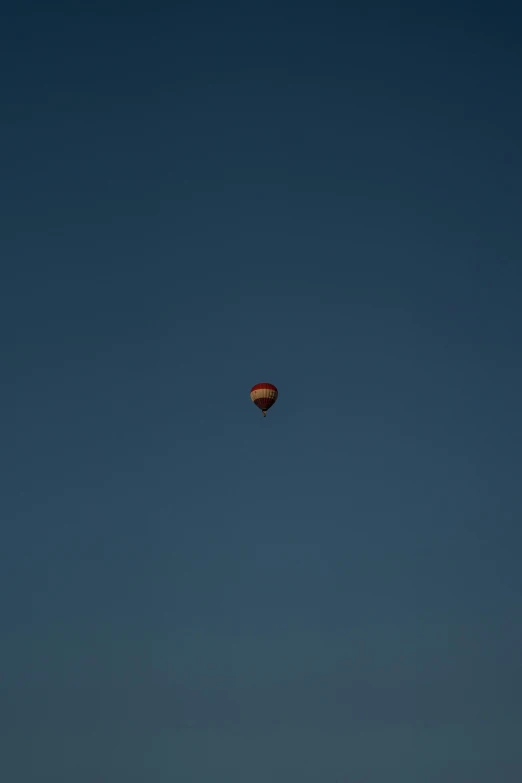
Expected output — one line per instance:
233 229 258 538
1 2 522 781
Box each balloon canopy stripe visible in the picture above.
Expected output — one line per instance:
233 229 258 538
250 387 278 403
252 397 273 410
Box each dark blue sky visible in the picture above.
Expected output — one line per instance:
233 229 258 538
2 1 522 780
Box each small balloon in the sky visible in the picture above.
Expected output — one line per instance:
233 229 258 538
250 383 278 417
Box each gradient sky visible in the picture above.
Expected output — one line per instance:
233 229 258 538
2 2 522 781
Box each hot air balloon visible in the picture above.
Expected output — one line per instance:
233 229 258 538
250 383 278 417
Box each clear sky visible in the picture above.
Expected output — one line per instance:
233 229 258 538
1 1 521 781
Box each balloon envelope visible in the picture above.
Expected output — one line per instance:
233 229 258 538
250 383 278 416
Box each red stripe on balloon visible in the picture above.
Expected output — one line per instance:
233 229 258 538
253 398 276 410
250 383 278 393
